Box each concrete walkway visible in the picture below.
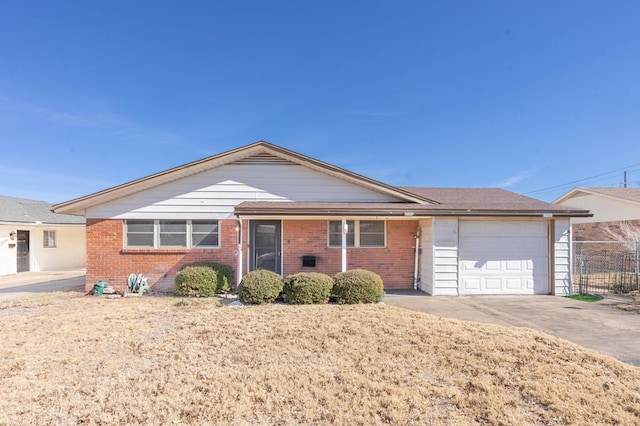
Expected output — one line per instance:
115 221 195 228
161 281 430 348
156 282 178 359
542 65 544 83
0 269 86 301
384 291 640 366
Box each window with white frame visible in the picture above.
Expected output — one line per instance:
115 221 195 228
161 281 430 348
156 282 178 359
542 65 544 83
125 220 219 248
328 220 385 248
43 230 56 248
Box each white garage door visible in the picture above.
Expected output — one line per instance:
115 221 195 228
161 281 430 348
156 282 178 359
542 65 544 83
458 220 549 295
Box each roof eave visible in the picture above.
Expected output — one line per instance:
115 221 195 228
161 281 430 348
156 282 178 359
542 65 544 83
53 141 436 215
235 207 593 218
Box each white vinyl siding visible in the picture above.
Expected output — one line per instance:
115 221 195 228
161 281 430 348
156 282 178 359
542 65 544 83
554 218 571 295
419 218 433 294
556 193 640 224
125 220 219 248
86 162 400 220
431 217 459 296
328 220 385 248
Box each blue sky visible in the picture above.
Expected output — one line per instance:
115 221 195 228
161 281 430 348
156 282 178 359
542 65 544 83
1 1 639 203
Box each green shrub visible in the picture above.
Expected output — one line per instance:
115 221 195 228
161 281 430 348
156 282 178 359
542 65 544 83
283 272 334 304
178 261 233 294
175 266 219 297
333 269 384 304
238 269 284 304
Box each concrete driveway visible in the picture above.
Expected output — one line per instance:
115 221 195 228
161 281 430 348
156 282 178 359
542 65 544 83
0 269 85 301
384 291 640 366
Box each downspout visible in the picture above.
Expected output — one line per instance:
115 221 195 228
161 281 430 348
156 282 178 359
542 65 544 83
414 227 421 290
341 217 347 272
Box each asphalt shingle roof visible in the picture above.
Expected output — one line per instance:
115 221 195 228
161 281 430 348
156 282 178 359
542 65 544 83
0 195 85 224
235 187 591 216
575 187 640 204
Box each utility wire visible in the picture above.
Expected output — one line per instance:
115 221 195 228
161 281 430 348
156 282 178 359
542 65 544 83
524 162 640 196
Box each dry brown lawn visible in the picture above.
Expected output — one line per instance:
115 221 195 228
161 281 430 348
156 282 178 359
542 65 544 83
617 291 640 313
1 293 640 425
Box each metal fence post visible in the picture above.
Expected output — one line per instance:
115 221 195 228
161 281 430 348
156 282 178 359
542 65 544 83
635 240 640 290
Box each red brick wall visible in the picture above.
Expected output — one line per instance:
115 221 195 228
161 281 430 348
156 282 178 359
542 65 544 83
85 219 239 293
86 218 419 293
281 220 418 289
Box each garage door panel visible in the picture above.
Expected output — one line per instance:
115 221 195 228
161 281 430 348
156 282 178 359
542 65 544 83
505 260 523 271
463 278 481 290
459 220 549 295
485 279 501 290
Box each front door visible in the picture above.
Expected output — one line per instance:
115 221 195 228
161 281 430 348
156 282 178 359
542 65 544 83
250 220 281 274
17 230 30 272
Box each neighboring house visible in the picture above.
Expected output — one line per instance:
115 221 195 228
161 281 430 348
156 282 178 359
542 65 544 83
0 195 86 276
53 141 589 296
554 187 640 242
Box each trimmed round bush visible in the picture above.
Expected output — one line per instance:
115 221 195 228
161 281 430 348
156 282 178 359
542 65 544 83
179 261 233 294
175 262 233 296
283 272 334 304
238 269 284 304
333 269 384 304
175 266 219 297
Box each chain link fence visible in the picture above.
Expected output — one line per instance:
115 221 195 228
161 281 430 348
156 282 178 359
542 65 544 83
572 241 640 294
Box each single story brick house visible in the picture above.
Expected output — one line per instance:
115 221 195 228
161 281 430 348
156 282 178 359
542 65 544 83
54 141 590 295
0 195 85 276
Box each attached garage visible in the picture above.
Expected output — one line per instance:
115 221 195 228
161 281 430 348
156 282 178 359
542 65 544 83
458 220 549 295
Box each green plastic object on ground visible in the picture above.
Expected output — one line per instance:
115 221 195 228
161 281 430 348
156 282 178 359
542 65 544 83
92 280 108 296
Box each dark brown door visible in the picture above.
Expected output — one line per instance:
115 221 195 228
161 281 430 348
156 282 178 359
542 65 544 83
17 230 29 272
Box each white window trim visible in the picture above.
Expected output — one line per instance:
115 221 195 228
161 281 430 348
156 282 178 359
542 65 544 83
327 220 386 248
125 220 220 249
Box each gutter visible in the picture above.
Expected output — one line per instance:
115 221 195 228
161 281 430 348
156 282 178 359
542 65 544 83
233 208 593 218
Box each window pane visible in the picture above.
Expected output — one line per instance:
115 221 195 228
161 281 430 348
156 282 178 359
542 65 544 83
159 220 186 247
360 221 384 247
360 233 384 247
127 220 153 233
192 221 218 234
329 221 354 247
159 220 186 233
360 221 384 233
193 233 218 247
192 220 219 247
160 233 187 246
126 220 154 247
43 230 56 248
128 234 154 247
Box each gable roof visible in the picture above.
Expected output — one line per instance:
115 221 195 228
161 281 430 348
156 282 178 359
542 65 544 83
554 187 640 206
53 141 434 215
235 188 591 217
0 195 85 225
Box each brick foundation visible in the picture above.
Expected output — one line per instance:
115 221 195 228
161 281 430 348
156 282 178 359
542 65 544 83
86 218 419 293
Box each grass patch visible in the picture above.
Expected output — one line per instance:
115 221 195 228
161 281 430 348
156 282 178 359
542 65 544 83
0 293 639 424
565 294 603 302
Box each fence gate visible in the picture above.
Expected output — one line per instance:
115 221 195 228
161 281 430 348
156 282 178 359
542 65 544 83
572 240 639 294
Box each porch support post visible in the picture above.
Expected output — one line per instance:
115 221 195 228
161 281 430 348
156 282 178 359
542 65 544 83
236 218 243 288
341 217 347 272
